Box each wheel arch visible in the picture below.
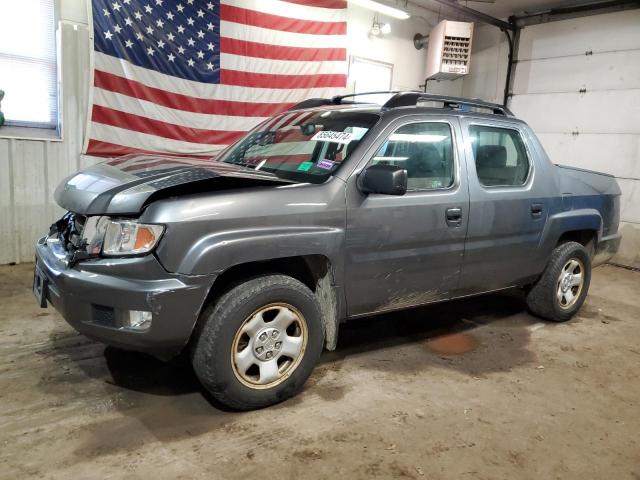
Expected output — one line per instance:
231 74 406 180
194 254 344 351
540 208 602 258
556 229 598 256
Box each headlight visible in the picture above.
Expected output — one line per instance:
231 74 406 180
102 220 164 256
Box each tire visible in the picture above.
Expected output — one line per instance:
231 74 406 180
191 274 324 410
526 241 592 322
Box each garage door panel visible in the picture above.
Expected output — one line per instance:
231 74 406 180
537 133 640 179
511 90 640 134
514 50 640 95
617 178 640 224
517 10 640 61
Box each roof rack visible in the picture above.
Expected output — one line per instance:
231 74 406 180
288 91 513 117
288 91 408 111
382 92 514 116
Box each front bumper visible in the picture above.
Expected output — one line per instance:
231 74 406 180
35 236 215 359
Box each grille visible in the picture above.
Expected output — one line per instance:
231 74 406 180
91 304 116 327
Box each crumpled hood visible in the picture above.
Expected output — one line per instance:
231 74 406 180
54 154 292 215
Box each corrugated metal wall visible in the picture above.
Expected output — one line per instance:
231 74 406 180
0 18 99 264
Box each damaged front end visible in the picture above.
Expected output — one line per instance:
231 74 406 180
35 211 213 360
48 212 164 266
48 212 95 265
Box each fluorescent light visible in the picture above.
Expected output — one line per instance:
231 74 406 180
380 23 392 34
350 0 410 20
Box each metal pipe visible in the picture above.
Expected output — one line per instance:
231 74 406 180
514 0 640 26
502 16 520 107
502 30 512 107
425 0 515 31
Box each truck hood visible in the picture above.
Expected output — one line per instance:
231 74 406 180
54 155 293 215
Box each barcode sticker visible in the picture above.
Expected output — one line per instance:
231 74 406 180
311 131 354 144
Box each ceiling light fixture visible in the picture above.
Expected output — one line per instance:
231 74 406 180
369 14 392 36
350 0 410 20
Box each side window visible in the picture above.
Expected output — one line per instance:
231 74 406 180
371 122 455 190
469 125 530 187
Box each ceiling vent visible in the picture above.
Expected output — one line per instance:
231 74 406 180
426 20 474 81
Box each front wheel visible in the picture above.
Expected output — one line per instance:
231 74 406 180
526 241 592 322
191 274 324 410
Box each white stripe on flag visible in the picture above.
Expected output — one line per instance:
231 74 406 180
90 122 229 154
93 88 267 131
221 0 347 23
220 53 346 76
220 20 346 49
95 52 350 103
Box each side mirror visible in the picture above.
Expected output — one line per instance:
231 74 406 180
358 164 408 196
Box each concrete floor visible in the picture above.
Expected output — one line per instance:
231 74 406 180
1 263 639 479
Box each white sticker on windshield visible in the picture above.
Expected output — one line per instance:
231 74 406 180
311 130 354 144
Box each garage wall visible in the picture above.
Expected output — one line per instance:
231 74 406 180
0 2 434 265
0 0 93 266
511 10 640 268
435 10 640 268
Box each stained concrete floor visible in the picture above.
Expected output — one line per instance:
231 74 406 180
1 263 639 479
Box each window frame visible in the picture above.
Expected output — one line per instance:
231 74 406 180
467 122 533 190
0 0 61 139
348 56 393 99
364 119 459 193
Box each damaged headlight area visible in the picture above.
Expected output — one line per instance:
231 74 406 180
50 213 164 262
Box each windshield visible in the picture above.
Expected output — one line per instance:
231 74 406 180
218 109 380 183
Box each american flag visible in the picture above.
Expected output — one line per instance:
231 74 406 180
84 0 348 157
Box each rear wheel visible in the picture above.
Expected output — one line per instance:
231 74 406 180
526 241 591 322
191 274 324 410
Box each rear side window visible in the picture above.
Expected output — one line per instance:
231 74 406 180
371 122 455 190
469 125 530 187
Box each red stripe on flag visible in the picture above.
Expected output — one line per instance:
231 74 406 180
87 140 217 159
219 37 346 62
220 5 346 35
91 105 246 145
281 0 347 8
94 70 294 117
220 69 347 89
87 140 162 157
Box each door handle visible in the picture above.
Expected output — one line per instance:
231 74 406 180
445 207 463 226
530 203 543 218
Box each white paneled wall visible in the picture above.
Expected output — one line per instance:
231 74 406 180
0 2 99 264
436 10 640 268
510 10 640 267
0 1 435 265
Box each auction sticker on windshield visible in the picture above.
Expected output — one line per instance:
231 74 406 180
311 131 354 144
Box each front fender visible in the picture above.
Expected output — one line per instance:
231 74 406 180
173 226 344 275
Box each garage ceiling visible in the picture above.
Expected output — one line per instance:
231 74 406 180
412 0 605 18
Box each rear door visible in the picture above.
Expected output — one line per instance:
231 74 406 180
457 118 549 295
344 115 469 316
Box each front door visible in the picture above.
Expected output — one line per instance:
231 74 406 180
345 116 469 316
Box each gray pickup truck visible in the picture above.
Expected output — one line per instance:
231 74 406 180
34 93 621 410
